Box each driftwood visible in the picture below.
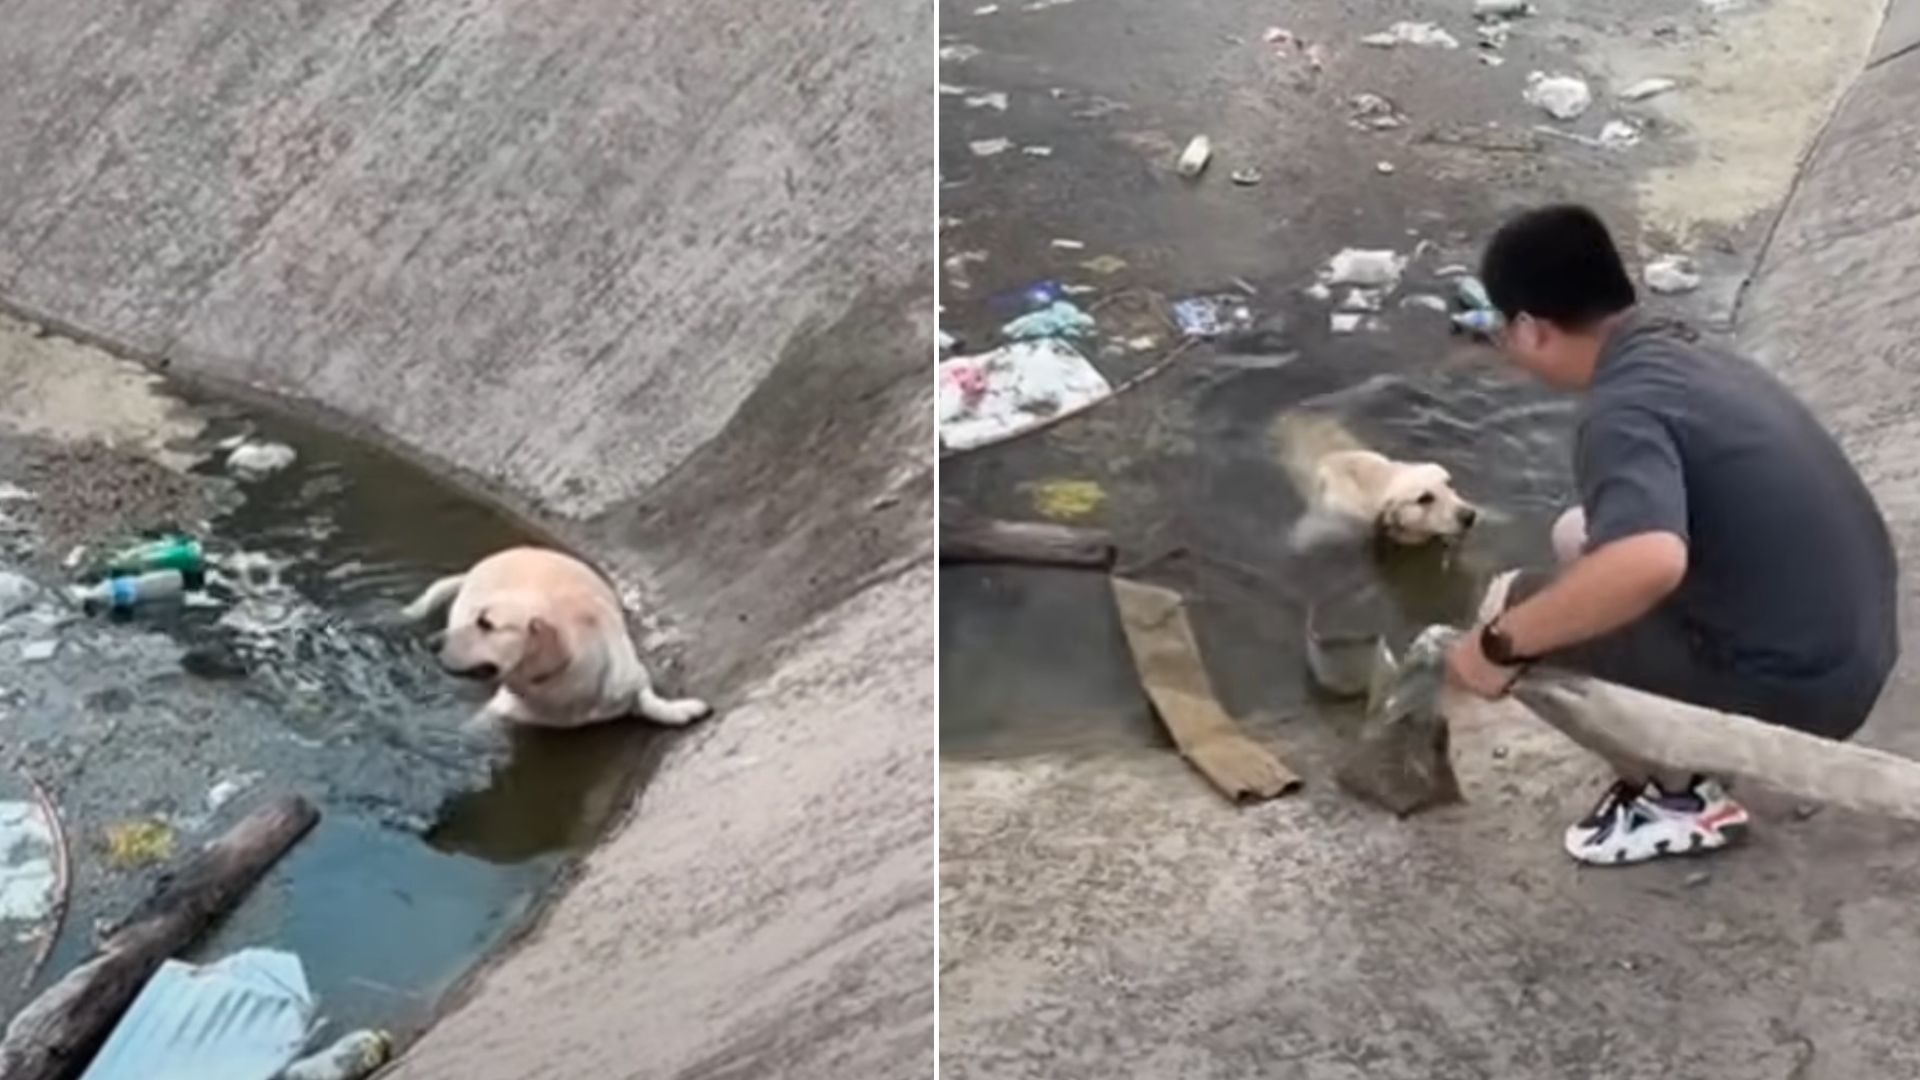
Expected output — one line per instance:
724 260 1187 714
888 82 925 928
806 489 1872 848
0 796 320 1080
940 510 1115 569
1111 577 1300 802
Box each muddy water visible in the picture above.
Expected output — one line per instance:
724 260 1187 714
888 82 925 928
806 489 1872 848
0 370 667 1035
940 338 1577 758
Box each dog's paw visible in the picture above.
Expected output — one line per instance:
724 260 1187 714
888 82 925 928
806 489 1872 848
641 691 712 726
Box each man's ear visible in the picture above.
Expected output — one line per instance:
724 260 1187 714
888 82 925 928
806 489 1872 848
514 616 567 683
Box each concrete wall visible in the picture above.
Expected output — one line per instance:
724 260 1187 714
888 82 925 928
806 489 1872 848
0 0 935 1075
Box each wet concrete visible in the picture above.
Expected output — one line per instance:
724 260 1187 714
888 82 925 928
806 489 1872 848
939 0 1898 1075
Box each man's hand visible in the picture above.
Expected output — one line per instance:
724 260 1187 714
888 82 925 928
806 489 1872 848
1446 626 1521 699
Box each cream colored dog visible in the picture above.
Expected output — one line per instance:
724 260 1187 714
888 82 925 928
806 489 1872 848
1272 411 1479 548
402 546 710 729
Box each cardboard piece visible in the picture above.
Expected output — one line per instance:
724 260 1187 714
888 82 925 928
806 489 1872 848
1110 577 1300 801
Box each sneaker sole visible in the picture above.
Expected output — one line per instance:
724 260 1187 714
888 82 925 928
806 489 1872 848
1568 819 1748 866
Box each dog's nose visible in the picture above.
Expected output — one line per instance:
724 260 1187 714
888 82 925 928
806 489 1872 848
445 661 499 681
1458 506 1479 527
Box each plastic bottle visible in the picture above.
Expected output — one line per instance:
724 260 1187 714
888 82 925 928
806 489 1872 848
105 534 205 587
1450 309 1505 339
280 1030 392 1080
72 569 186 613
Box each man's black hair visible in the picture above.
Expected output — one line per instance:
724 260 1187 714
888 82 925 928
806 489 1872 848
1479 204 1637 329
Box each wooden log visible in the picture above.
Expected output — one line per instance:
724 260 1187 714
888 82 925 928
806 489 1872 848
0 796 321 1080
940 510 1115 569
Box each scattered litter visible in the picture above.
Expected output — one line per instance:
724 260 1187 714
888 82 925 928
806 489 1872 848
62 545 87 570
1170 295 1256 339
1525 72 1592 120
1125 335 1160 351
103 817 176 869
1061 283 1099 296
0 571 37 617
1794 803 1823 821
20 639 57 663
106 532 205 581
1323 248 1407 289
79 949 314 1080
1375 161 1396 175
1080 254 1129 275
1362 22 1460 49
1477 21 1511 49
1027 478 1107 522
1455 275 1494 312
939 340 1113 452
1684 870 1713 888
1022 144 1054 157
1474 0 1533 16
226 441 297 477
1338 289 1384 313
1436 263 1471 277
1480 53 1505 66
1003 300 1095 340
206 773 261 813
1620 77 1678 102
1451 309 1505 338
1400 293 1450 313
938 83 966 96
1303 282 1333 303
1598 119 1642 149
1049 238 1086 251
1306 43 1329 70
1230 167 1263 186
1177 135 1212 178
969 137 1013 157
0 800 57 921
940 43 982 63
939 329 959 353
1491 744 1511 759
282 1031 393 1080
1348 93 1407 131
989 279 1065 313
1330 313 1368 334
963 91 1008 111
73 569 188 614
973 3 999 12
944 250 988 278
1645 255 1702 294
0 482 33 503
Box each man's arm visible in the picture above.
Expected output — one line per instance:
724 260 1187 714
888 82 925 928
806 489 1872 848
1497 530 1687 656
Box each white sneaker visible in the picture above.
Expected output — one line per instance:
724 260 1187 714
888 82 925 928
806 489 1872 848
1563 776 1750 866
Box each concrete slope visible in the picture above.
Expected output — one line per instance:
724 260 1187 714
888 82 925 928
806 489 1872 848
0 0 935 1076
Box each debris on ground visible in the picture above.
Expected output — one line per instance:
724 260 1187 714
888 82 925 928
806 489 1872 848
1177 135 1212 178
1399 293 1450 313
20 639 58 662
1645 254 1702 294
1451 309 1505 338
1229 167 1262 186
104 532 204 580
968 137 1013 157
940 43 982 63
1112 577 1300 802
78 949 314 1080
1375 161 1396 175
964 91 1008 111
939 329 959 353
938 340 1113 452
102 817 176 869
1620 76 1678 102
1048 238 1085 251
1262 26 1294 46
282 1030 393 1080
1598 119 1642 149
1454 275 1494 312
1330 313 1374 334
1477 21 1511 50
1348 92 1407 131
1323 248 1407 289
1361 21 1460 49
1080 254 1128 275
206 772 262 814
1524 71 1593 120
1002 300 1095 340
1025 478 1107 522
1021 145 1053 157
0 570 38 617
1338 289 1384 312
1169 295 1256 339
224 441 297 479
989 279 1066 314
1474 0 1533 16
72 568 189 615
0 800 58 921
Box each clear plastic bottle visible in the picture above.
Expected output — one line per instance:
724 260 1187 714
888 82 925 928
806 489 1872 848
280 1030 392 1080
72 569 185 613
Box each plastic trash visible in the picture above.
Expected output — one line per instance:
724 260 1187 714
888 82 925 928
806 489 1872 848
226 441 297 478
1525 72 1592 120
1620 77 1677 102
1348 93 1406 131
20 639 57 662
0 799 58 921
281 1030 393 1080
1170 295 1256 339
939 340 1112 451
1645 255 1702 294
1473 0 1532 16
0 570 38 617
1002 300 1095 340
1323 248 1407 288
1177 135 1212 178
1362 22 1459 49
1230 167 1263 186
73 569 187 614
1454 275 1494 312
1451 309 1506 339
968 137 1012 157
105 533 204 583
80 949 314 1080
1598 120 1641 149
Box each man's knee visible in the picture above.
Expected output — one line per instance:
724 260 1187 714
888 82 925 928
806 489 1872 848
1552 507 1587 565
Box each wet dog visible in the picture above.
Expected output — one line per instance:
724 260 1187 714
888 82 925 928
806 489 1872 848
1272 411 1479 549
402 546 711 729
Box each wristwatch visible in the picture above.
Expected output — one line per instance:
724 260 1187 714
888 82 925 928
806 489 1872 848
1480 619 1536 668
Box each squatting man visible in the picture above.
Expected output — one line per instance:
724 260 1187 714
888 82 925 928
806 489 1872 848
1445 204 1899 866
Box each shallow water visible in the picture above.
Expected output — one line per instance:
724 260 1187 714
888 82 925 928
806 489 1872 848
0 384 667 1035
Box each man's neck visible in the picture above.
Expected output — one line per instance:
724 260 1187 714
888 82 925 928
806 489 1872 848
1568 308 1634 387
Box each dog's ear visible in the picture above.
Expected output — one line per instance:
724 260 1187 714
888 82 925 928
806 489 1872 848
515 616 568 684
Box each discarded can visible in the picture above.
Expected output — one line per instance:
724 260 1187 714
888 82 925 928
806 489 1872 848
282 1029 393 1080
73 569 187 614
1451 309 1505 338
105 533 204 585
1177 135 1212 178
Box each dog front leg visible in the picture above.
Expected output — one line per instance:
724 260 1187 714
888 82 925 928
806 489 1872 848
469 687 537 733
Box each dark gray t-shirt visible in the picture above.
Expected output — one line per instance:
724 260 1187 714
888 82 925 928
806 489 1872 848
1577 312 1898 710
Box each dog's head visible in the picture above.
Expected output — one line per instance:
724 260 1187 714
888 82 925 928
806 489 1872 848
1376 463 1478 545
439 592 568 686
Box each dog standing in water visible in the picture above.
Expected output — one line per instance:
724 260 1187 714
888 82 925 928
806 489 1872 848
1271 410 1480 550
403 546 711 729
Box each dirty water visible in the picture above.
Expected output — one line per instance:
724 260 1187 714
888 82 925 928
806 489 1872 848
0 344 668 1035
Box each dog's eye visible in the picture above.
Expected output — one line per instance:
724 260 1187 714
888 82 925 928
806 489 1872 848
476 612 494 632
1417 492 1436 506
